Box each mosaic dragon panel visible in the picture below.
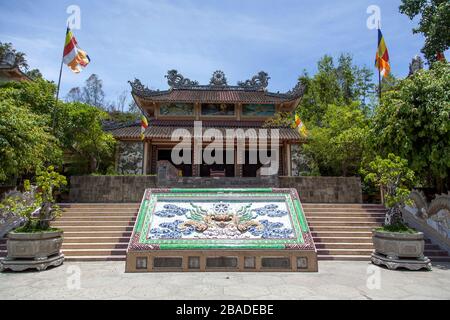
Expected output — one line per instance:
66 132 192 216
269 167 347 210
128 188 316 251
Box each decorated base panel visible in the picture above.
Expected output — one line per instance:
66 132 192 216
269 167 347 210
125 188 318 272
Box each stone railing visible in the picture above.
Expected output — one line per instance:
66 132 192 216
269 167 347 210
69 175 363 204
402 191 450 253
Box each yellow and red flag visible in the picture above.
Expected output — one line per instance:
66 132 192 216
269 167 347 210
140 115 149 141
63 27 90 73
375 29 390 78
294 114 308 138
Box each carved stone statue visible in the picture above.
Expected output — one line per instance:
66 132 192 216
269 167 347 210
408 55 424 76
166 70 199 88
210 70 228 86
238 71 270 90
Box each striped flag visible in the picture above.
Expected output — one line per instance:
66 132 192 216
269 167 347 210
63 27 90 73
294 114 308 138
375 28 390 78
140 115 149 141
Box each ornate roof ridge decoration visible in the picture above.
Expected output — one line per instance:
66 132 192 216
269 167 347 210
285 80 306 98
128 78 170 97
129 70 306 100
210 70 228 86
166 70 199 88
238 71 270 91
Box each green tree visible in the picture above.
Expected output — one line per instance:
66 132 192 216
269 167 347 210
55 102 116 174
0 96 61 182
0 42 28 71
399 0 450 63
362 154 415 228
298 54 374 125
369 62 450 191
303 102 369 176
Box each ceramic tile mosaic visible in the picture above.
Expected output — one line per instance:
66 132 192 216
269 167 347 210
127 188 316 251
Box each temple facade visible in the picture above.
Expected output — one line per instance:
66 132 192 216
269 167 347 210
108 70 305 178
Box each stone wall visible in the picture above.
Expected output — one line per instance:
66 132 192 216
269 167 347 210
69 175 362 203
279 176 362 203
69 176 157 203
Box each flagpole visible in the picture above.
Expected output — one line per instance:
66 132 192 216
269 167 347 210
378 68 382 100
377 21 382 101
53 25 68 131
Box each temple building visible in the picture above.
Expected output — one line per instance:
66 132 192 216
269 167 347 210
108 70 305 178
0 51 30 84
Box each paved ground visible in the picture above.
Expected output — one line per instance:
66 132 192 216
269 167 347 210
0 261 449 300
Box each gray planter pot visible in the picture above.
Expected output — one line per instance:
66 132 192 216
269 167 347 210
6 231 64 260
372 230 425 259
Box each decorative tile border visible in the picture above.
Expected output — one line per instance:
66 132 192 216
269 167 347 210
128 188 316 252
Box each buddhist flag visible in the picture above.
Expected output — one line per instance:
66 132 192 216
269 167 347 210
140 115 149 141
63 27 91 73
294 114 308 138
375 28 390 78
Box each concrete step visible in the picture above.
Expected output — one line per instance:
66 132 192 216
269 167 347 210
61 212 138 217
424 250 449 257
53 221 136 227
57 226 134 232
62 243 128 250
62 248 127 256
304 209 386 213
57 217 136 222
310 226 378 232
311 231 374 237
316 243 374 250
313 237 373 243
317 249 374 256
307 216 384 223
62 209 139 213
429 256 450 262
63 237 130 244
59 203 139 208
305 213 386 218
63 231 132 238
318 255 370 261
64 256 126 262
309 221 382 227
0 250 6 257
302 204 385 208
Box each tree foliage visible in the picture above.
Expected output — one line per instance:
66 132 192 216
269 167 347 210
55 102 116 174
399 0 450 63
369 62 450 189
303 102 369 177
297 54 374 125
362 154 415 208
0 92 61 182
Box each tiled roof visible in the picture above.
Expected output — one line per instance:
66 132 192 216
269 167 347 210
133 88 296 104
107 122 302 142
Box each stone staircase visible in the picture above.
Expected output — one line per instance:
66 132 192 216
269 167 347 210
303 203 450 262
50 203 139 261
0 202 448 263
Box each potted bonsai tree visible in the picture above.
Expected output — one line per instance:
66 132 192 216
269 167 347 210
363 154 431 271
0 166 67 272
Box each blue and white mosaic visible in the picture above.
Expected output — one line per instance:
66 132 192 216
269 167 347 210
148 201 295 240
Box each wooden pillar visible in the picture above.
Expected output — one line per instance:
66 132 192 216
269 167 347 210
286 143 292 177
143 141 150 175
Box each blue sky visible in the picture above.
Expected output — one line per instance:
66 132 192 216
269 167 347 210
0 0 428 107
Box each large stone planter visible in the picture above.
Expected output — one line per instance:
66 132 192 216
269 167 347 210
371 230 431 271
0 231 64 272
